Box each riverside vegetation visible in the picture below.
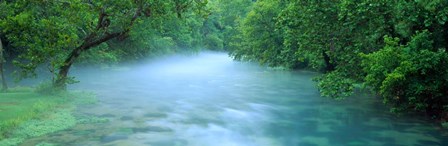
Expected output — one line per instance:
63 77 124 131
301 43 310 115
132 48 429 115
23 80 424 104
0 87 101 146
227 0 448 123
1 0 448 145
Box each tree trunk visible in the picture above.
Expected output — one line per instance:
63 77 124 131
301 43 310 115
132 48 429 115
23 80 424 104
322 50 335 73
53 31 128 89
53 7 142 89
0 63 7 92
54 46 84 89
0 37 7 91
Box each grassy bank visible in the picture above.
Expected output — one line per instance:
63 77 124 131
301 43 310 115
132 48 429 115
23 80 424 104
0 87 97 146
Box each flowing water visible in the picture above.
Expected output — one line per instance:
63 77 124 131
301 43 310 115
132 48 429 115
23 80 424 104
21 52 447 146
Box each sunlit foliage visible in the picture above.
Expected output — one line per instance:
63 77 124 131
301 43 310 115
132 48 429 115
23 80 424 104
0 0 207 87
229 0 448 119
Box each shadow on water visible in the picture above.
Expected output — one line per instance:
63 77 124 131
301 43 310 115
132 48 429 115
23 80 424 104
20 51 448 146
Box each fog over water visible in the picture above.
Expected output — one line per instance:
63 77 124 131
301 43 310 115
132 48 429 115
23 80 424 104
22 51 448 145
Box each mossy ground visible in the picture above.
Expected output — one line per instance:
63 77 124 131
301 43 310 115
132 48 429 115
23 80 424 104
0 87 98 146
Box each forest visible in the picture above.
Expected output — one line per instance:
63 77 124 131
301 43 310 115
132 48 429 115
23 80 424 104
1 0 448 145
227 0 448 120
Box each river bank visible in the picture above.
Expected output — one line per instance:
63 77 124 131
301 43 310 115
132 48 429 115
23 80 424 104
0 87 101 146
2 52 447 146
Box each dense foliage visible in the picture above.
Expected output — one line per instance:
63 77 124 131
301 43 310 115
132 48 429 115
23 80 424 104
362 32 448 117
229 0 448 120
231 0 291 67
201 0 253 50
1 0 447 121
0 0 207 88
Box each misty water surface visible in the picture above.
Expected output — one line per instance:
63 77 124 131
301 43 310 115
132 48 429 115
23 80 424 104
21 52 447 146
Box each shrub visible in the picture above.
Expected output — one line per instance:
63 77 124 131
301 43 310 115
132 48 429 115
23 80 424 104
315 71 355 100
362 31 448 118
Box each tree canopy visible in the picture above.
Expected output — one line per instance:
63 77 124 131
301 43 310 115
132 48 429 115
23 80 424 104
0 0 208 88
1 0 447 121
229 0 448 119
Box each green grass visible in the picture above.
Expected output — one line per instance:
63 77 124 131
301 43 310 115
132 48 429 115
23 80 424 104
0 87 98 145
0 87 61 120
0 87 68 140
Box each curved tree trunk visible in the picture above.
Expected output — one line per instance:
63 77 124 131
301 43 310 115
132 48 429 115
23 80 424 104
0 37 8 92
54 31 125 89
53 7 142 89
54 46 84 89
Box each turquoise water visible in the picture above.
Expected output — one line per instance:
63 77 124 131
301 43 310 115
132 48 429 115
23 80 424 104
22 52 447 146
